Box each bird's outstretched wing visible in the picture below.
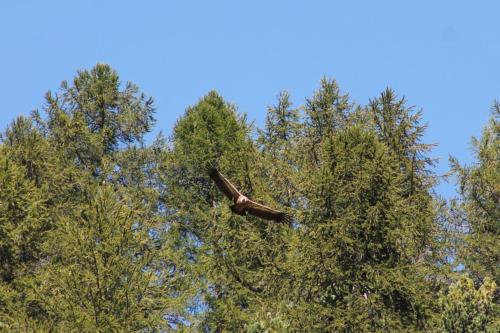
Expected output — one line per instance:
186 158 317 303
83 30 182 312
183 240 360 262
209 167 291 223
208 168 243 200
245 200 290 223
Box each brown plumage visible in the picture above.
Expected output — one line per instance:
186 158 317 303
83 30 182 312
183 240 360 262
208 168 290 223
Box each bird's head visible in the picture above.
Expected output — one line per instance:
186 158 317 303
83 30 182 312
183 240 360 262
236 195 249 204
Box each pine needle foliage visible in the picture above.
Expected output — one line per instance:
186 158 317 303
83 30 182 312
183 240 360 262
0 64 190 331
440 276 498 332
0 64 496 332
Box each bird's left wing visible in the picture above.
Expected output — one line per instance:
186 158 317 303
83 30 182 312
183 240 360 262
208 168 243 200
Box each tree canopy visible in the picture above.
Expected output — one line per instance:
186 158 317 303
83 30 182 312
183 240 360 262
0 65 497 332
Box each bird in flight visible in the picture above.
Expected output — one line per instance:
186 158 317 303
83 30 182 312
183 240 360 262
208 168 290 223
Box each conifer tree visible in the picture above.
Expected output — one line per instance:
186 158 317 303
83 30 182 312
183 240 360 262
453 104 499 283
0 118 51 283
258 91 301 208
35 185 188 332
260 91 300 156
440 276 498 332
39 64 155 172
165 91 292 331
165 91 253 331
367 88 436 196
0 68 473 332
0 143 51 329
247 82 442 331
302 78 351 167
0 116 71 330
450 104 499 316
293 127 438 331
0 64 189 331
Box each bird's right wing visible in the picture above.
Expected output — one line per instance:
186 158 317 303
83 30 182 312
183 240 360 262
208 168 243 200
246 200 290 223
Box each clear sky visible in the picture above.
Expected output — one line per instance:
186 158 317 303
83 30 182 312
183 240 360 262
1 1 499 198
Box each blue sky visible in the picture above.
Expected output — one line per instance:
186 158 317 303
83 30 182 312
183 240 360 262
1 1 499 198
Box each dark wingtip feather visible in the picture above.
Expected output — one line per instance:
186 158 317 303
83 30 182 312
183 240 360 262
208 167 223 183
249 211 292 224
208 167 218 176
278 212 292 224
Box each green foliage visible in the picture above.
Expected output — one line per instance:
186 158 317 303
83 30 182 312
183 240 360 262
37 63 155 176
244 310 292 333
0 144 49 284
283 125 439 331
0 116 67 329
0 64 496 332
440 276 498 332
0 64 189 331
163 80 443 332
165 91 288 332
451 105 499 287
260 91 300 155
35 185 187 332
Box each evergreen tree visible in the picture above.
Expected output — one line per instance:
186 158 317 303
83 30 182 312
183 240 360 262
368 88 436 196
0 64 189 331
440 276 498 332
258 91 302 208
35 185 189 332
302 78 351 167
0 116 72 330
450 104 499 325
0 67 478 332
0 118 51 284
290 126 439 331
451 104 499 286
166 81 443 332
39 64 155 172
248 82 442 331
0 143 51 330
260 91 301 156
165 91 292 331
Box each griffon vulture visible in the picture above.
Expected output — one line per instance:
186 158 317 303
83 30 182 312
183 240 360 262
208 168 290 223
